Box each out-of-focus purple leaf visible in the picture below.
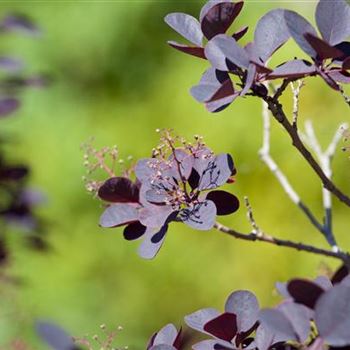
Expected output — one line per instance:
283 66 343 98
206 190 239 215
287 279 324 309
153 324 178 345
316 0 350 46
123 222 146 241
200 1 244 40
269 59 316 79
224 290 259 332
205 34 250 71
203 312 237 341
36 321 76 350
340 275 350 287
259 309 297 341
254 9 290 63
138 225 168 259
315 284 350 346
167 41 206 59
0 165 28 180
0 56 23 71
308 338 325 350
278 302 311 342
0 98 19 117
150 345 175 350
180 200 216 230
99 203 138 228
1 14 40 35
165 13 203 46
284 10 318 57
233 26 248 41
304 33 343 60
98 177 139 203
240 63 256 96
185 308 221 333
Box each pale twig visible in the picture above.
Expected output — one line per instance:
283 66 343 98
300 121 349 251
259 102 324 235
263 88 350 208
339 85 350 107
244 196 260 235
291 80 304 129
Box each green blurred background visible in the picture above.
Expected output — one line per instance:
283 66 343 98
0 0 349 348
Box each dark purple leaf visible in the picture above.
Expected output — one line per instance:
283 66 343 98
167 41 206 59
165 13 203 46
334 41 350 61
198 153 234 190
123 222 146 241
152 324 179 346
0 56 23 71
139 203 173 228
240 63 256 96
0 98 19 117
284 10 318 57
269 59 316 79
254 9 290 63
328 70 350 83
191 68 230 103
259 309 297 341
192 339 234 350
185 308 221 333
343 57 350 70
1 14 40 35
304 33 343 60
208 79 235 102
224 290 259 332
99 203 138 228
205 91 238 112
36 321 76 350
233 26 248 41
204 312 237 341
180 200 216 230
315 284 350 346
205 34 250 71
98 177 139 203
316 0 350 46
287 279 325 309
0 165 28 180
138 226 168 259
200 1 244 40
278 302 311 342
188 168 200 190
206 190 239 215
332 265 349 284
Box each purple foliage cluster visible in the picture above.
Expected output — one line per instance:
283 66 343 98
0 14 46 258
165 0 350 112
148 266 350 350
98 132 239 259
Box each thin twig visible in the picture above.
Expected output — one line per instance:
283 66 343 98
300 121 349 251
259 102 324 235
214 222 350 266
291 80 304 129
339 85 350 107
244 196 260 235
263 90 350 208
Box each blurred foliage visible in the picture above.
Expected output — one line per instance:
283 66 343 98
0 1 349 348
